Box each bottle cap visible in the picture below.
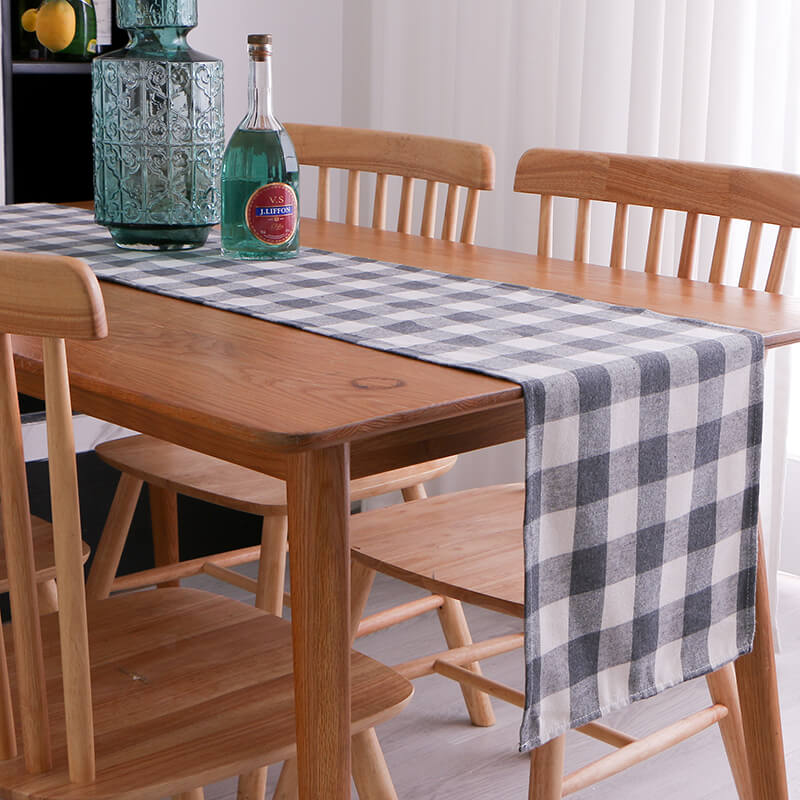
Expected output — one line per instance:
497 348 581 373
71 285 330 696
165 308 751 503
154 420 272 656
248 34 272 45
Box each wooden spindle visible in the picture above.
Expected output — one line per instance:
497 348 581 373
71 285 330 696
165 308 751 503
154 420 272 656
739 220 764 289
0 334 48 771
609 202 629 268
85 473 144 600
709 217 731 284
529 735 565 800
346 169 361 226
441 184 460 242
766 226 792 293
705 665 752 800
574 198 590 262
398 176 414 234
43 337 95 784
255 515 288 616
421 180 438 238
316 166 331 221
537 194 553 257
372 173 388 230
644 207 665 274
677 211 699 278
460 188 480 244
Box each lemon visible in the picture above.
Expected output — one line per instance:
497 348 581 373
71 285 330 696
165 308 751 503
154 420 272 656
35 0 76 53
20 8 38 32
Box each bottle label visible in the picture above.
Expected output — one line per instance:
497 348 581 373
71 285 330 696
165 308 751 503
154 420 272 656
246 183 298 246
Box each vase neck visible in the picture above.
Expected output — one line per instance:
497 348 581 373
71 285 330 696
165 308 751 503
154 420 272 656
127 27 191 53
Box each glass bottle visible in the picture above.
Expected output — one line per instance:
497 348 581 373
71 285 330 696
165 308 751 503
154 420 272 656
59 0 98 60
91 0 224 250
221 34 299 260
18 0 97 61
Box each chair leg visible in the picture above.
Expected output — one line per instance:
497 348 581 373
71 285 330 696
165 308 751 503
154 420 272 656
705 663 752 800
273 561 385 799
255 514 288 616
734 521 789 799
352 728 398 800
272 758 298 800
437 596 496 726
528 734 565 800
175 790 204 800
36 580 59 615
237 517 289 799
236 768 267 800
351 560 377 633
85 473 143 600
400 483 426 502
149 485 181 588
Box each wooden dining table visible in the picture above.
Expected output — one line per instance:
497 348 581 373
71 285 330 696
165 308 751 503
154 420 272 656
10 216 800 799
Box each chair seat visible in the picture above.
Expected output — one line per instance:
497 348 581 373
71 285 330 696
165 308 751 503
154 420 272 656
0 515 89 591
0 588 413 800
351 484 526 619
96 434 457 514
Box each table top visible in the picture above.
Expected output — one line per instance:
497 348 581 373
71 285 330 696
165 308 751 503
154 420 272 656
12 217 800 471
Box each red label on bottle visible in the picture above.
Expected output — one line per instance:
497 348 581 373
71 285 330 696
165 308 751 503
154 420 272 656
245 183 298 245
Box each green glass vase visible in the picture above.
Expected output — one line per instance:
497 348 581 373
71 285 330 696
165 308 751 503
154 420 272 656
91 0 223 250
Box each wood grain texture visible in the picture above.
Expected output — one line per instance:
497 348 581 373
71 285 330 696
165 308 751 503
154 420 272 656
283 123 494 244
351 484 526 618
285 123 495 189
0 334 51 771
13 219 800 473
287 446 353 800
0 589 412 800
149 486 181 589
514 149 800 225
0 516 89 591
85 474 143 600
515 148 800 286
42 337 95 783
94 435 457 516
734 523 789 799
0 253 106 340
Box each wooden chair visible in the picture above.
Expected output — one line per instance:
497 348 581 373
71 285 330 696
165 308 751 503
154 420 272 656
334 150 800 798
283 122 494 243
86 125 496 718
0 251 412 800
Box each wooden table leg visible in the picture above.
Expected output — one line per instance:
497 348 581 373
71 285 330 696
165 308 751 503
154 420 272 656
734 523 789 800
287 445 351 800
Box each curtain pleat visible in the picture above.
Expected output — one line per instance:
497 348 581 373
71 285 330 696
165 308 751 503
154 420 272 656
349 1 797 636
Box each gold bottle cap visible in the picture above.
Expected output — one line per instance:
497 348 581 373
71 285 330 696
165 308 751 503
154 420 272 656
248 34 272 45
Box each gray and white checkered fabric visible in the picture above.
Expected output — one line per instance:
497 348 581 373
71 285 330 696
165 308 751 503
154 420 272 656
0 204 763 750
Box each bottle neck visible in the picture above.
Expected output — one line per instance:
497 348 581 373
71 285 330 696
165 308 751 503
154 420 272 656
242 53 279 130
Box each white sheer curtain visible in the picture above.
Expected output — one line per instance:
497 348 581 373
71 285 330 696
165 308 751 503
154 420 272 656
347 0 800 630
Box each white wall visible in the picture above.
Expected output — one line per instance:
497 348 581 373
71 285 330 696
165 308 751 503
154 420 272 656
192 0 345 219
192 0 345 137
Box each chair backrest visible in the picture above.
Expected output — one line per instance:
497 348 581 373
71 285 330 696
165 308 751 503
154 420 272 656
514 148 800 292
0 252 106 782
284 123 496 244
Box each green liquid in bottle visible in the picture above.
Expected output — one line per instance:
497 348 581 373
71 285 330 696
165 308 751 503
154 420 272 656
60 0 97 60
221 128 299 260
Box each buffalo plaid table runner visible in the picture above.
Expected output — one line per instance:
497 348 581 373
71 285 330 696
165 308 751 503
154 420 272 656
0 204 763 750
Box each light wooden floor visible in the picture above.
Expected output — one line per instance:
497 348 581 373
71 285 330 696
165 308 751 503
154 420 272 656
183 566 800 800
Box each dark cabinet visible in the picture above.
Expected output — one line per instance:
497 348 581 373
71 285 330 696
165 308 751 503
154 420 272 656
1 0 126 203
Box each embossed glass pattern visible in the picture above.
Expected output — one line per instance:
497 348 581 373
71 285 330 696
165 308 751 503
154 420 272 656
117 0 197 29
92 0 222 250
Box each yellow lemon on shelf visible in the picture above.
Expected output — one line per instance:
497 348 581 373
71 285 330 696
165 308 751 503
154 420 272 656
20 8 38 32
34 0 76 53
